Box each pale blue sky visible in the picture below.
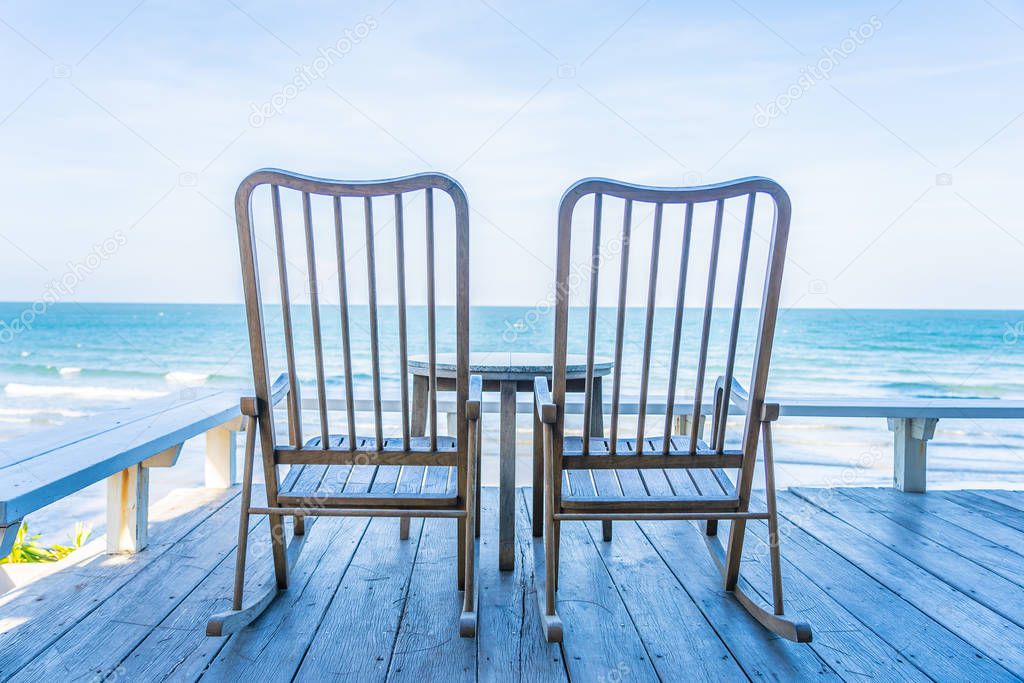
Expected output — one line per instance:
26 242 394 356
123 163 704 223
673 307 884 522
1 0 1022 308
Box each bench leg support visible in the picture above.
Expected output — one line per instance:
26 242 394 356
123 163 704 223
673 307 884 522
888 417 938 493
206 425 238 488
674 413 706 441
107 464 149 554
1 521 22 560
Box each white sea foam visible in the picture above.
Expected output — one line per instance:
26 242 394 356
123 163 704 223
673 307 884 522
3 383 165 401
0 407 88 418
164 371 209 386
58 367 82 376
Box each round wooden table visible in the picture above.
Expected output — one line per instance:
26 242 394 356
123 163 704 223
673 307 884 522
408 352 613 571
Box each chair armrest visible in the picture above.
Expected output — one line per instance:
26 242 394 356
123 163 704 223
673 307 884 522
714 375 749 410
761 402 781 422
466 375 482 420
712 375 779 422
534 377 557 424
240 373 291 417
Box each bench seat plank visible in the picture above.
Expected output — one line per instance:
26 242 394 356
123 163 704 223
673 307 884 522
0 388 230 472
0 390 241 526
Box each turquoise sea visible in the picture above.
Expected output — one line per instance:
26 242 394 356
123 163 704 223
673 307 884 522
2 303 1023 537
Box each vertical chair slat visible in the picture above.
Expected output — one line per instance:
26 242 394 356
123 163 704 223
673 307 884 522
364 196 384 449
635 203 663 454
608 198 633 455
394 194 411 450
581 193 603 454
301 192 330 446
690 199 725 453
715 193 756 453
425 188 438 450
271 185 302 448
662 203 694 452
333 197 357 450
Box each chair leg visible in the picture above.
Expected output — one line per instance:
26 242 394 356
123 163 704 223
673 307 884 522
293 515 305 536
602 520 612 542
208 417 293 638
532 407 543 538
457 517 466 591
545 522 557 611
705 519 718 536
399 517 410 540
761 421 785 615
536 422 563 642
702 421 812 643
475 420 482 539
230 419 258 610
268 514 289 590
553 519 561 591
460 509 478 637
461 416 479 637
537 512 563 642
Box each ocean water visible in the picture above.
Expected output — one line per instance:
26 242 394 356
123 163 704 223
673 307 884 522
2 303 1023 537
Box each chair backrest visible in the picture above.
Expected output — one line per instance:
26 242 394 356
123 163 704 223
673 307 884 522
550 177 791 470
234 169 470 466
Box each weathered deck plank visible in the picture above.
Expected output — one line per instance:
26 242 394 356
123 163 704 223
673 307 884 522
554 509 660 681
0 487 236 678
744 497 1016 681
387 517 475 681
846 487 1024 557
957 490 1024 533
476 490 567 682
112 514 274 682
9 490 249 681
584 470 748 681
639 522 837 677
839 488 1024 584
199 516 370 682
795 488 1024 628
698 501 932 680
2 486 1024 682
780 491 1024 677
292 516 424 682
973 489 1024 514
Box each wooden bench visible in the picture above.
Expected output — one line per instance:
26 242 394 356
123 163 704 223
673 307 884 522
0 387 245 558
771 397 1024 492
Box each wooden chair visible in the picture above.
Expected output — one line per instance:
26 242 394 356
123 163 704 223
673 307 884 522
207 169 482 638
533 176 811 643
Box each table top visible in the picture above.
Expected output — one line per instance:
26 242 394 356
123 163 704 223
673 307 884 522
407 352 613 380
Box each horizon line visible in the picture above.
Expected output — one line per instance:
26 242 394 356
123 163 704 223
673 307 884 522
0 301 1021 313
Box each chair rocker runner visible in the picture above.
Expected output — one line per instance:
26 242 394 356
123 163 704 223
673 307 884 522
207 169 482 639
533 176 811 644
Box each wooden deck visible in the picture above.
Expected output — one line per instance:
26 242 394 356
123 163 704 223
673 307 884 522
3 486 1024 681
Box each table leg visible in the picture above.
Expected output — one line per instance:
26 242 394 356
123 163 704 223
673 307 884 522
411 374 428 437
591 376 605 438
499 380 516 571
